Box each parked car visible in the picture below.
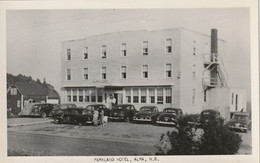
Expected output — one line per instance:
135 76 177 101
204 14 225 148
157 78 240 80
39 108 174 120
109 104 136 122
133 106 159 123
156 108 183 126
227 112 251 133
49 103 77 116
18 103 54 118
86 104 110 116
53 107 93 125
199 109 224 127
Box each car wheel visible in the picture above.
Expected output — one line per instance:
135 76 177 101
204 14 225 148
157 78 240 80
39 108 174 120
54 118 59 124
40 112 47 118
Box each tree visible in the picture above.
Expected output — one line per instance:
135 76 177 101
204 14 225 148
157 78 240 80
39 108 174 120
156 114 242 155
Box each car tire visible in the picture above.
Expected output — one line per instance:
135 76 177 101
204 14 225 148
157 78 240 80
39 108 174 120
124 117 129 122
40 112 47 118
54 118 59 124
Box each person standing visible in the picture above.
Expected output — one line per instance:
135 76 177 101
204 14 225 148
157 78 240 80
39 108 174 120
93 109 99 126
99 110 104 126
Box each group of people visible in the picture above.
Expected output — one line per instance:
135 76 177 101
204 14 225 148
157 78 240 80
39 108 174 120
92 94 116 126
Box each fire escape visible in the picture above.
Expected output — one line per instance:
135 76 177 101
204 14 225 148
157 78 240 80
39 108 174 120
202 29 229 90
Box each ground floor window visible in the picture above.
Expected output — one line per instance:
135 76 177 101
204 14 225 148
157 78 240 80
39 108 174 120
133 89 139 103
98 92 103 102
124 87 172 104
165 88 172 103
79 89 83 102
157 88 163 104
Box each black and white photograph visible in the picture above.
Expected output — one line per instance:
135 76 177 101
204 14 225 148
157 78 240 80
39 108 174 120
0 0 259 163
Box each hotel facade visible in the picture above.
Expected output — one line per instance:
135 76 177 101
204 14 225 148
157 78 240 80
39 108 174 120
60 27 246 115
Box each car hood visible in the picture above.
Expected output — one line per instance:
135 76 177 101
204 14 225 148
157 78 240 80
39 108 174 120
111 109 124 114
135 112 152 117
229 119 250 125
158 113 176 118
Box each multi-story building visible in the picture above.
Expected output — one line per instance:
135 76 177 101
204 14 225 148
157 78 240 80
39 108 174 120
60 27 246 116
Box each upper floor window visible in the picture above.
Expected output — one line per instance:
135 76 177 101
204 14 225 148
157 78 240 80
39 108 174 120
102 67 106 79
102 45 107 58
142 65 148 78
121 43 127 57
83 47 88 59
83 68 88 80
192 64 196 79
67 69 71 81
166 63 172 78
193 41 196 55
10 88 17 95
166 39 172 53
142 41 148 55
121 66 127 79
67 49 71 60
192 89 196 105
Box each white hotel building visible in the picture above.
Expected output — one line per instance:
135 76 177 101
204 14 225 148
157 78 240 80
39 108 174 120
60 27 246 116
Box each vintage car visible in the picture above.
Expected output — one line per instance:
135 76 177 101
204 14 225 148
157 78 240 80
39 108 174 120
49 103 77 116
156 108 183 126
109 104 136 121
133 106 159 123
18 103 54 118
227 112 251 133
53 107 93 125
85 104 110 116
199 109 224 127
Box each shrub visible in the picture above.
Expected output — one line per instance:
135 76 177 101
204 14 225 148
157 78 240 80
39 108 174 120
156 114 242 155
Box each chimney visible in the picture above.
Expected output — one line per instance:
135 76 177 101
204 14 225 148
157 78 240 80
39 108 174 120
211 29 218 53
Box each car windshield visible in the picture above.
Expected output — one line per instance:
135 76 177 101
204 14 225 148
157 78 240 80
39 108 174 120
139 107 153 113
164 109 177 114
234 115 249 121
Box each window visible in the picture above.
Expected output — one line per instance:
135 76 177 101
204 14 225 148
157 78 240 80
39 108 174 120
192 65 196 79
192 89 196 104
142 41 148 55
121 66 126 79
85 90 90 102
67 49 71 60
166 39 172 53
133 89 139 103
10 88 17 95
91 90 96 102
149 88 155 103
125 89 131 103
141 89 147 103
102 45 107 58
102 67 106 79
73 89 77 102
204 90 207 102
98 90 102 102
157 88 163 104
231 93 234 105
165 88 172 103
193 41 196 55
78 89 83 102
121 43 127 56
66 69 71 80
67 89 71 102
83 47 88 59
83 68 88 80
166 64 172 78
142 65 148 78
17 100 21 107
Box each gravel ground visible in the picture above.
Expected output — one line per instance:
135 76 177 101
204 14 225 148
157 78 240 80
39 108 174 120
7 117 252 154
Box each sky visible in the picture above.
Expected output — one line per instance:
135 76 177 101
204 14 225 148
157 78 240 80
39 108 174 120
6 9 251 100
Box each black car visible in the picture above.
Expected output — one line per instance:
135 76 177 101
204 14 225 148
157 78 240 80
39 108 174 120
227 112 251 133
133 106 159 123
86 104 110 116
53 107 93 125
50 103 77 116
109 104 136 122
156 108 183 126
